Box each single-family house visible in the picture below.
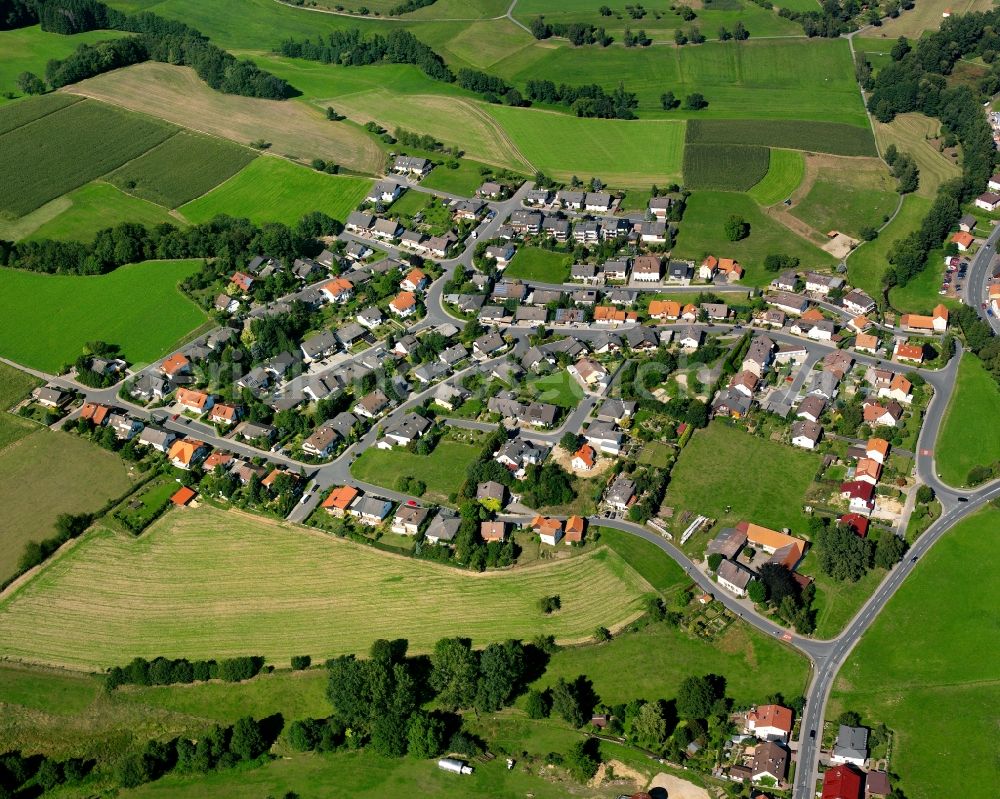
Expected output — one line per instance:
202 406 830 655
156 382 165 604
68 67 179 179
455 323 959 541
137 426 176 453
425 512 462 545
648 196 672 220
717 559 753 597
821 764 864 799
808 370 840 400
677 326 703 350
322 485 360 517
392 504 429 536
878 373 913 404
302 423 341 458
584 421 624 455
666 260 694 285
167 438 209 470
791 420 823 449
368 179 401 204
569 357 608 387
597 398 637 424
477 181 502 199
750 741 789 784
352 496 394 526
712 388 752 419
320 277 354 304
975 192 1000 211
390 291 418 318
841 481 876 515
531 515 564 546
854 333 880 354
160 352 191 379
766 291 809 316
746 705 793 742
175 387 213 414
556 189 585 209
804 272 844 295
480 521 507 542
831 725 868 767
899 304 948 333
796 396 826 423
584 191 612 212
639 220 668 243
476 480 507 510
605 476 636 510
400 268 428 292
632 255 663 282
564 515 586 543
345 211 375 234
572 443 597 471
380 413 431 447
209 403 240 426
108 412 143 441
473 332 507 359
392 155 431 176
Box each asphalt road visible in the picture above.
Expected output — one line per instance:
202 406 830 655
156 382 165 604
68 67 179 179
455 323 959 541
15 175 1000 799
963 220 1000 333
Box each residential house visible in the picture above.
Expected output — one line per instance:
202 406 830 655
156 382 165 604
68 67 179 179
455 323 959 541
32 386 70 408
750 741 789 784
238 422 276 444
525 402 559 428
854 457 882 486
771 271 799 292
958 213 977 232
739 521 806 569
352 496 394 526
355 389 391 419
680 303 698 322
831 725 868 767
648 299 681 321
572 443 596 471
585 191 612 212
453 200 484 221
706 526 748 559
760 309 786 328
791 420 823 449
302 423 341 458
821 765 864 799
131 373 169 402
390 291 418 318
556 189 584 209
322 485 360 517
439 343 468 367
481 521 507 542
717 258 744 281
371 218 403 241
729 370 759 398
849 315 871 333
605 476 636 510
301 330 339 363
712 389 752 419
167 438 209 470
839 512 870 537
878 373 913 404
564 515 586 543
717 559 753 597
899 304 948 333
952 231 973 252
597 398 637 423
108 413 142 441
704 302 731 320
345 211 375 234
473 332 507 359
766 291 809 316
743 336 776 377
808 370 840 400
425 512 461 545
137 426 176 453
209 403 240 426
584 421 624 455
515 306 548 325
863 400 902 427
632 255 663 282
531 515 564 545
892 340 924 363
804 272 844 295
392 155 431 176
573 219 602 243
320 277 354 304
854 333 880 354
775 342 808 365
569 357 608 387
496 438 546 478
485 243 516 268
345 241 373 261
864 772 891 798
571 263 599 284
175 388 213 414
677 327 703 350
699 255 719 281
648 196 672 220
866 437 890 464
842 289 876 315
160 352 191 379
796 396 826 423
400 268 428 292
477 181 502 199
392 505 429 536
746 705 793 742
625 325 658 351
230 271 254 293
524 188 552 206
823 350 854 378
841 481 876 515
380 413 431 447
639 220 668 243
666 260 694 284
509 209 542 234
476 480 507 510
601 259 630 282
540 216 570 241
426 234 456 258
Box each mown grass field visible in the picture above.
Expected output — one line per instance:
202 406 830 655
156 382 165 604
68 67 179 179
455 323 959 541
887 246 963 314
0 26 128 104
791 156 898 238
830 509 1000 799
799 548 887 639
488 106 685 185
663 421 819 534
349 438 481 502
527 370 584 409
935 354 1000 487
673 190 835 284
65 62 386 174
180 157 369 226
0 362 41 451
0 430 134 585
535 619 809 707
871 0 993 38
0 260 207 372
872 112 961 198
596 526 685 595
846 193 932 299
504 246 572 283
421 158 517 196
108 131 256 208
683 144 769 191
686 117 877 157
0 98 175 217
18 182 178 242
748 148 805 206
0 506 653 669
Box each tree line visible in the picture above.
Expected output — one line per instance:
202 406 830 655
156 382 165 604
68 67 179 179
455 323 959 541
10 0 293 98
0 211 339 276
104 655 266 690
0 749 92 796
279 27 641 119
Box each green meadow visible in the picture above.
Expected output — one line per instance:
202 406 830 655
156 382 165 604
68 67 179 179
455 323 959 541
846 193 932 299
0 260 208 372
748 149 805 206
935 354 1000 486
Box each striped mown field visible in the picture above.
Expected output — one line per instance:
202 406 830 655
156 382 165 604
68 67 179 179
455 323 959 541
0 507 651 670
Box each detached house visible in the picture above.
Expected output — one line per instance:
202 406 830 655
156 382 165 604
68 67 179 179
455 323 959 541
392 505 429 536
791 420 823 449
746 704 793 742
322 485 360 517
632 255 663 282
168 438 209 470
320 278 354 304
390 291 418 318
531 515 564 546
175 387 213 414
302 423 341 458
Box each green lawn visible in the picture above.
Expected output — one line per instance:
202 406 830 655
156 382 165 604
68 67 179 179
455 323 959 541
0 429 133 584
0 26 129 104
533 620 809 708
107 131 256 208
672 191 835 285
799 549 887 639
636 441 672 469
791 161 898 238
663 421 820 535
0 362 42 451
748 149 805 206
846 193 932 299
487 105 685 186
505 246 573 284
887 246 962 314
16 182 178 242
830 509 1000 799
0 260 208 372
935 354 1000 487
596 526 686 595
180 157 370 226
421 158 520 196
0 505 653 669
349 438 484 502
527 370 583 409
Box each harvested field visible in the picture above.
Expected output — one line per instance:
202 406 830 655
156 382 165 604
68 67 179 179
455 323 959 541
0 99 174 217
0 506 652 669
872 112 961 198
107 131 256 208
63 63 385 175
683 144 769 191
686 118 877 157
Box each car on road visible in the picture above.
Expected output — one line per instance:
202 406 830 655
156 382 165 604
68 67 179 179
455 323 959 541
957 496 968 502
809 729 816 739
911 556 918 563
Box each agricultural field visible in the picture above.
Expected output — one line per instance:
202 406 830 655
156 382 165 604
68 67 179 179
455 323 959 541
872 112 961 198
791 155 898 238
527 370 584 409
846 193 932 299
180 157 370 226
873 0 993 38
504 246 573 283
686 117 877 157
0 363 41 451
65 62 386 175
682 144 769 191
0 98 175 217
672 190 835 284
0 26 128 104
534 619 809 708
13 182 178 243
747 148 804 206
0 429 134 585
107 131 256 208
0 260 208 373
487 106 685 185
0 92 80 135
934 354 1000 487
0 506 653 669
663 421 820 534
349 437 484 502
829 509 1000 799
